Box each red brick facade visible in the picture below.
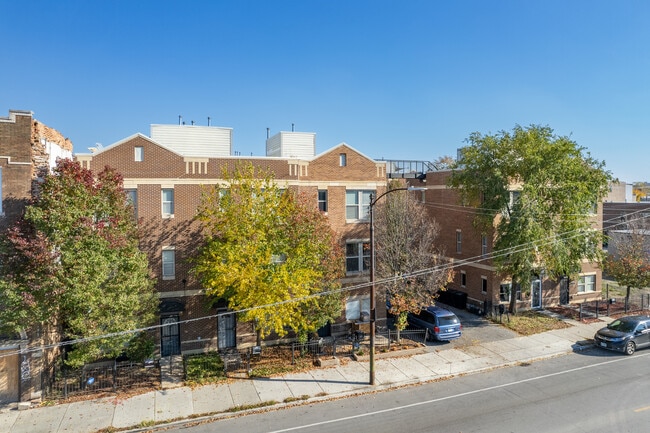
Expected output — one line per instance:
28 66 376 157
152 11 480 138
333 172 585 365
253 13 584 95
1 110 74 230
77 134 388 355
413 170 603 314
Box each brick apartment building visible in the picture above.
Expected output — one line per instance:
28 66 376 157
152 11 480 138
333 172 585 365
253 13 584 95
76 124 389 356
406 169 603 315
0 109 73 403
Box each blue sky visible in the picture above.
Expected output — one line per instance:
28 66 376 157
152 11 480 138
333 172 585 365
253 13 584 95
2 1 648 182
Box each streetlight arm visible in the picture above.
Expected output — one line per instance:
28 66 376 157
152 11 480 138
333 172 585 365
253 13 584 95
369 186 426 207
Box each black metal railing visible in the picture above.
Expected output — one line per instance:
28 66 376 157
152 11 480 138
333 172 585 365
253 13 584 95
42 359 160 399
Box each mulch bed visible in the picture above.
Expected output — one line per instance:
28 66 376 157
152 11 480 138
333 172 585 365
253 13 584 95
545 306 602 324
547 303 650 323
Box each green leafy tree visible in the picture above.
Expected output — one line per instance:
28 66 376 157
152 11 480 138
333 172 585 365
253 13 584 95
605 223 650 307
193 164 344 343
374 184 453 340
0 160 157 366
449 125 612 313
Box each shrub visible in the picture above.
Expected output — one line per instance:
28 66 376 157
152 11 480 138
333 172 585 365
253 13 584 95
184 352 226 384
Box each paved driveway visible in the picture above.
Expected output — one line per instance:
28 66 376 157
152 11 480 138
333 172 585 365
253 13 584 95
424 304 519 352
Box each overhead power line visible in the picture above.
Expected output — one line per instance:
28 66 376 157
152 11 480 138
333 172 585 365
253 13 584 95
2 208 648 360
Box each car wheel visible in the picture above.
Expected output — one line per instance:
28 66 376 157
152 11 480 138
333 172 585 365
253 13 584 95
625 341 636 355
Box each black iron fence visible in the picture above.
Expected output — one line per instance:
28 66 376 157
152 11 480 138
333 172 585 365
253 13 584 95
41 327 428 398
42 358 160 399
576 293 650 320
288 327 428 364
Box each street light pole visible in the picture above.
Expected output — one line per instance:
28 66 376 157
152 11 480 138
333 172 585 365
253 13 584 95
369 186 426 386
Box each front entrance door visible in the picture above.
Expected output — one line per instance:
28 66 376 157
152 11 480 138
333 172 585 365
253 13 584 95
161 315 181 356
217 312 236 350
531 279 542 309
560 277 570 305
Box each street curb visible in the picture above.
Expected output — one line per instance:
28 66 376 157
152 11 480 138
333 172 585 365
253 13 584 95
121 345 594 433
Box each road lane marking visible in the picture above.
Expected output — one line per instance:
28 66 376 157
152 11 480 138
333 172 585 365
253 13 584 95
269 352 650 432
634 406 650 413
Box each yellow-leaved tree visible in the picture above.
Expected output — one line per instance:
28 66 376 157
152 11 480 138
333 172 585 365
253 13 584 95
193 164 344 343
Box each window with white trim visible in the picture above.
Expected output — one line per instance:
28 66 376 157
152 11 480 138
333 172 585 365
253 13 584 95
499 283 511 302
346 240 370 274
456 230 462 253
346 296 370 321
318 190 328 212
481 235 488 256
509 191 521 208
346 190 373 221
500 282 522 302
339 153 347 167
162 247 176 280
134 146 144 162
125 189 138 219
162 188 174 217
460 271 466 287
578 274 596 293
481 276 488 294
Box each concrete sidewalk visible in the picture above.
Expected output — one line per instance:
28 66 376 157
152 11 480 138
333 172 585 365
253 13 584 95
0 317 607 433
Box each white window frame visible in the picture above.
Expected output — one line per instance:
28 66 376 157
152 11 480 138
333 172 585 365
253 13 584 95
345 296 370 321
481 235 488 256
125 189 138 218
460 270 467 287
346 190 373 221
499 283 511 302
318 189 328 213
339 153 347 167
134 146 144 162
162 188 175 218
456 230 462 253
481 276 488 294
509 190 521 208
578 274 596 293
346 240 370 274
500 282 522 302
162 247 176 280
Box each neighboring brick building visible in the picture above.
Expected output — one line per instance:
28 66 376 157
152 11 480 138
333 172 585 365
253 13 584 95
602 183 650 260
76 124 388 355
0 109 73 404
0 110 73 230
410 169 603 315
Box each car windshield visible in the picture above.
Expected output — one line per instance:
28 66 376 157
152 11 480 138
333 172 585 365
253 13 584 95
607 319 637 333
438 316 459 326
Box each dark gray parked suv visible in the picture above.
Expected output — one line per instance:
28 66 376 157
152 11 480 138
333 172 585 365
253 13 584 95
594 315 650 355
407 306 462 341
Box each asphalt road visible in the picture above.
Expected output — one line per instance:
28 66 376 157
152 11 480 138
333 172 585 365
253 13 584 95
164 348 650 433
